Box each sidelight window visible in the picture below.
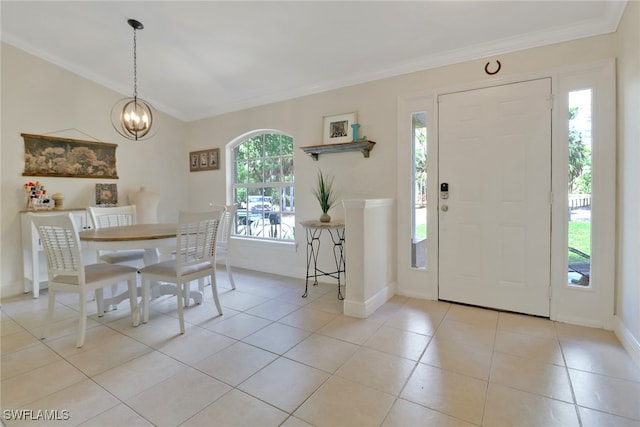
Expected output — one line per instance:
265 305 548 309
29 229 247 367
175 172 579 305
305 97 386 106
567 89 592 287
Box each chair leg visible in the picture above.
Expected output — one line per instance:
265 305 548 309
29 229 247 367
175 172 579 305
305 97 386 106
184 281 191 307
210 272 223 316
41 289 56 340
109 283 119 304
128 275 139 327
141 278 150 324
77 291 87 348
176 283 185 334
96 288 105 317
104 283 120 312
226 257 236 290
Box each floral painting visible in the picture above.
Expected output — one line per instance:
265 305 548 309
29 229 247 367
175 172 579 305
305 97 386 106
22 133 118 179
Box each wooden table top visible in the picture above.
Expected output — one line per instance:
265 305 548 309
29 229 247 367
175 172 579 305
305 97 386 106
78 223 177 242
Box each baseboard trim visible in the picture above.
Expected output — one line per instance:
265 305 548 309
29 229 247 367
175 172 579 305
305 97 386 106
552 314 608 330
396 289 437 300
614 315 640 370
343 282 396 318
0 280 29 301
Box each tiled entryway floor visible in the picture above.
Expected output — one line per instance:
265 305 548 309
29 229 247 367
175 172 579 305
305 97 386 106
2 268 639 426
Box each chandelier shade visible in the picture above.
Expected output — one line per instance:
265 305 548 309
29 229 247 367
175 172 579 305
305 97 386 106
111 97 154 140
111 19 156 141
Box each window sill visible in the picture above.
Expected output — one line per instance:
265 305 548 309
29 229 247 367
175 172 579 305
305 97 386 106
230 236 298 252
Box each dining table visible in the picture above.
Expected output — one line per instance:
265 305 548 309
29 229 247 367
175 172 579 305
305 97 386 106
78 222 206 315
79 222 177 262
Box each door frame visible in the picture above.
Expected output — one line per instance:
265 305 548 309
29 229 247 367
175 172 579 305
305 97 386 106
396 59 615 327
396 91 439 299
550 59 616 329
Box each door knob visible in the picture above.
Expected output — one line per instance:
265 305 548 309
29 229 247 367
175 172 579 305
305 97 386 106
441 205 448 212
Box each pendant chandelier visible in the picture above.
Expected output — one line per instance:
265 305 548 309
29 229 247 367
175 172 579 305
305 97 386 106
111 19 155 141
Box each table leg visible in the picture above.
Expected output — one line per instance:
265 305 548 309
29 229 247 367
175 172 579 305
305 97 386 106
302 227 322 298
328 228 346 300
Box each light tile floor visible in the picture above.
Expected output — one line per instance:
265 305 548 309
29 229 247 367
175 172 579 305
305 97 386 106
2 268 639 427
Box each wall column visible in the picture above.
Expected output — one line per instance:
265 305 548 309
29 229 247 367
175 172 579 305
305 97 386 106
342 198 396 318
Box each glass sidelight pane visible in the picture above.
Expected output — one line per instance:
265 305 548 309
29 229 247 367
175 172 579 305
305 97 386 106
567 89 592 287
411 112 427 269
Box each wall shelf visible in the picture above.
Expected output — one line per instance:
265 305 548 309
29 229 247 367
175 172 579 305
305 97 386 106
300 140 376 161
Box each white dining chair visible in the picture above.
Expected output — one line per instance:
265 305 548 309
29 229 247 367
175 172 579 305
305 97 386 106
31 213 139 348
88 205 145 316
139 209 224 333
209 203 238 290
87 205 145 265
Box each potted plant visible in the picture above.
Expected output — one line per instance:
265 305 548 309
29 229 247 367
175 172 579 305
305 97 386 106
313 170 337 222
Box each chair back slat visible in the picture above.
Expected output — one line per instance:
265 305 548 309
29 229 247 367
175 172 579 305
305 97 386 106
209 203 237 247
31 213 83 282
88 205 137 229
218 204 237 247
176 210 222 271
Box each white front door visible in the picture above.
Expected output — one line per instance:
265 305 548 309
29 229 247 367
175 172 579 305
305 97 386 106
438 79 552 316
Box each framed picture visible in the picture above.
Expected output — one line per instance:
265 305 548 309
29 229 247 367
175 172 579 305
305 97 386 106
209 149 219 167
323 112 357 145
95 183 118 205
189 148 220 172
22 133 119 179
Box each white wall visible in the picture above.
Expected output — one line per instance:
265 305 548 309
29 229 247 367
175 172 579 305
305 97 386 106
185 33 621 286
1 43 188 298
615 1 640 364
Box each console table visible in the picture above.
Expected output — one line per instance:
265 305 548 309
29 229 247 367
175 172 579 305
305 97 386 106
299 220 346 300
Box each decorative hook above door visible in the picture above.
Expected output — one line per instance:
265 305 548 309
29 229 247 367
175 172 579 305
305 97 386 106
484 60 502 75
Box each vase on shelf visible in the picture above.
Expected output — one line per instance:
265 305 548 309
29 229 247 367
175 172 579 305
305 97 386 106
319 212 331 223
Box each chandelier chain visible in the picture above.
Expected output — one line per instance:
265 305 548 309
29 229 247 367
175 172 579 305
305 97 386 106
132 26 138 98
112 18 154 141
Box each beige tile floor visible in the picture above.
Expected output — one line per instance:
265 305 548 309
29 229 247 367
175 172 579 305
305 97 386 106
2 268 640 427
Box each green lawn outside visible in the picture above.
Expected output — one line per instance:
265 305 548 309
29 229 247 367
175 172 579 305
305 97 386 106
569 220 591 261
414 220 590 261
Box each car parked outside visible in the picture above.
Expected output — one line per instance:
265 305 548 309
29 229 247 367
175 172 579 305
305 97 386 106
246 195 272 217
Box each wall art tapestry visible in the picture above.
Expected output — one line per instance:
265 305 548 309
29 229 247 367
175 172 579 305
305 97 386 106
22 133 119 179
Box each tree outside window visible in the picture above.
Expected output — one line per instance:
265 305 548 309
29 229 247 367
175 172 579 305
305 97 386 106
232 132 295 240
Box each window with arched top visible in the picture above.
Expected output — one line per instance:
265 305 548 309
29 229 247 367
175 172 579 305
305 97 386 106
229 130 295 241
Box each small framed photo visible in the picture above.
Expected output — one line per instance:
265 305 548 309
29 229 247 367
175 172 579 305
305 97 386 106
189 148 220 172
95 183 118 205
209 149 219 168
190 153 199 170
323 112 357 145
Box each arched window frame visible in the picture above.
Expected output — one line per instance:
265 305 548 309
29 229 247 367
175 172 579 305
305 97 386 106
226 129 295 242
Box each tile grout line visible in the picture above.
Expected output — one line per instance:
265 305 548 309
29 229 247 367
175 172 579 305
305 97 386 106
554 321 584 427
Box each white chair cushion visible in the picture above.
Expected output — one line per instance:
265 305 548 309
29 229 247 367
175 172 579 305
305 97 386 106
140 259 213 277
52 263 138 285
99 249 145 264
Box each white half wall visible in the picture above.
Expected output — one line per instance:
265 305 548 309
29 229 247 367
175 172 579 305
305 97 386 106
342 198 396 318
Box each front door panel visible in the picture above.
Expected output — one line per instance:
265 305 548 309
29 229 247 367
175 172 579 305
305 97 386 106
438 79 551 316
